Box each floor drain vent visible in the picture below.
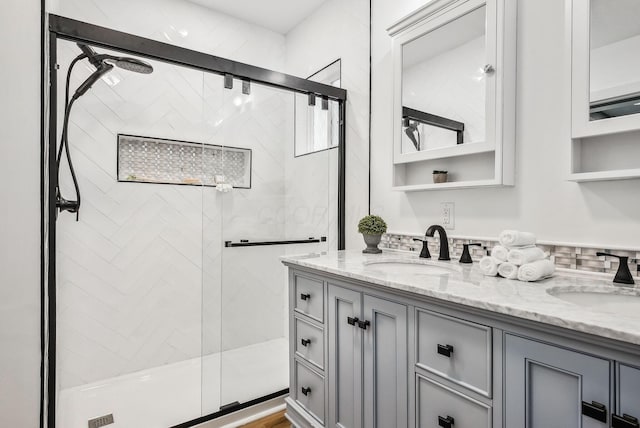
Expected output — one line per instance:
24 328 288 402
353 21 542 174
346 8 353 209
88 414 114 428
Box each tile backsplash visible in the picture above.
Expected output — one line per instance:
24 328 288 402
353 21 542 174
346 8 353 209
381 233 640 277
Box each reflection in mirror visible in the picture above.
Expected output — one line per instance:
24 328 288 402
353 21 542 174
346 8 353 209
590 0 640 120
401 5 486 153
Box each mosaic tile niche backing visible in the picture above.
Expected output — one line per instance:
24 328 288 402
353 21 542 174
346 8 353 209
117 134 251 188
381 233 640 277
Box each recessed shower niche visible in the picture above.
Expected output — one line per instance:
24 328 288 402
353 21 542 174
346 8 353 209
117 134 252 188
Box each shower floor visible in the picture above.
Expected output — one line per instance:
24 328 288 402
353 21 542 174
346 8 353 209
57 338 289 428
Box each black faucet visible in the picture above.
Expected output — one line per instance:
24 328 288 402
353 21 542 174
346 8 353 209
426 225 450 261
459 243 482 264
412 238 431 259
597 252 635 285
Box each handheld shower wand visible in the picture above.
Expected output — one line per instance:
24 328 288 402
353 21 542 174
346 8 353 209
56 44 154 220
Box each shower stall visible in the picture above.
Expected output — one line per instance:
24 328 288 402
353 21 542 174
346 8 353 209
45 16 345 428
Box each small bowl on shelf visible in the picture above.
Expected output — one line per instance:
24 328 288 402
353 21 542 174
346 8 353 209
432 170 448 184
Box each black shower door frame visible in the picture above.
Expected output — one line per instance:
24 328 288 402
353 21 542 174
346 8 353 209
45 14 347 428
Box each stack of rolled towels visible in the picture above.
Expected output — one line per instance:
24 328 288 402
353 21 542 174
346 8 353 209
479 230 555 282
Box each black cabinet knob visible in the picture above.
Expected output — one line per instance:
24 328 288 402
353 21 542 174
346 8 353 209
301 386 311 396
437 344 454 358
438 415 455 428
613 414 640 428
300 293 311 301
347 316 359 326
300 338 311 347
582 401 607 423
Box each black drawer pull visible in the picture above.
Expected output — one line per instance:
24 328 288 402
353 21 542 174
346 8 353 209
300 338 311 347
582 401 607 423
347 316 359 326
437 344 454 357
613 414 640 428
301 386 311 396
438 415 455 428
300 293 311 301
358 320 371 330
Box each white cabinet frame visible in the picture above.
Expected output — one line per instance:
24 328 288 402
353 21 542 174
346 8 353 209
387 0 516 190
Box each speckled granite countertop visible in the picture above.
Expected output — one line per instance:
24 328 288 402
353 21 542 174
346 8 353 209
282 250 640 346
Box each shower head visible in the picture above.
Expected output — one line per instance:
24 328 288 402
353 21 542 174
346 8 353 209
110 57 154 74
76 43 154 74
72 44 154 100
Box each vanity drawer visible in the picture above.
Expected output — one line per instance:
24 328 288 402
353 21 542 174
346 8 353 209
294 274 324 323
416 308 492 396
295 317 324 370
294 360 325 425
416 375 491 428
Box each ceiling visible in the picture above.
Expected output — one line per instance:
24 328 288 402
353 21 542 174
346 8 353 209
188 0 329 34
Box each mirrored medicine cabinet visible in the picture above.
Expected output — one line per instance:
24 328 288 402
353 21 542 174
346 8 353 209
388 0 516 191
570 0 640 181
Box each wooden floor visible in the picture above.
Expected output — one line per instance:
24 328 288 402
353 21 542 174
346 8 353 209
238 410 291 428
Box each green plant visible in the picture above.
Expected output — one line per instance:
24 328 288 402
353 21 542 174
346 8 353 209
358 215 387 235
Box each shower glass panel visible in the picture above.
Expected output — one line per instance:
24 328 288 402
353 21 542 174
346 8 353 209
202 79 333 410
54 39 222 427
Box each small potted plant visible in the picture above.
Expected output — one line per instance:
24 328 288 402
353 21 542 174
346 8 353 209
358 215 387 254
433 170 448 183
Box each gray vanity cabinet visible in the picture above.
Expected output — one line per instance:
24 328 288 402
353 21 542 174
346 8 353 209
285 265 640 428
504 334 612 428
327 283 408 428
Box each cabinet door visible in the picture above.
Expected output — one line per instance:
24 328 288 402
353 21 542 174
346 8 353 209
504 334 611 428
328 284 362 428
363 295 408 428
616 364 640 427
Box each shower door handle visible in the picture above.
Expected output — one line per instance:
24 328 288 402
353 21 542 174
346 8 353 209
300 338 311 347
300 293 311 301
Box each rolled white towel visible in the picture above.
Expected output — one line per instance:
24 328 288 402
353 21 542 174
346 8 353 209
491 245 509 262
499 230 536 247
508 247 545 266
497 262 519 279
479 256 500 276
517 259 555 282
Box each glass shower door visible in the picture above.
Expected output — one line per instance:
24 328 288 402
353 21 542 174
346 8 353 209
202 78 334 411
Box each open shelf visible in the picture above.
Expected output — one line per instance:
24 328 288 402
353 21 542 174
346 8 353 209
570 131 640 182
394 141 495 164
393 178 502 192
568 168 640 182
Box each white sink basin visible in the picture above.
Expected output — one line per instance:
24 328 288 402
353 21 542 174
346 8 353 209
364 260 456 276
547 286 640 318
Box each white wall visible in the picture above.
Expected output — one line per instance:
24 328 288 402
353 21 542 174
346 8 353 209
285 0 371 250
371 0 640 248
0 1 42 427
